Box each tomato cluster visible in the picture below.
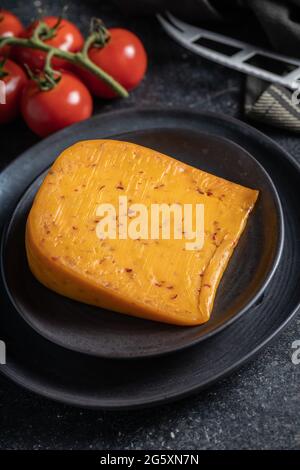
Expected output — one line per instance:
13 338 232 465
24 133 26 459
0 9 147 136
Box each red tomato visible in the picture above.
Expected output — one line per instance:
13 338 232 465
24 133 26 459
15 16 83 71
79 28 147 98
21 71 93 137
0 9 24 56
0 58 27 124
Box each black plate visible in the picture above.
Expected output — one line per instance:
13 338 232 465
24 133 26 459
0 109 299 409
1 129 283 359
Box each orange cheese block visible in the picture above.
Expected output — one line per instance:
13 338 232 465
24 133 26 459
26 140 258 326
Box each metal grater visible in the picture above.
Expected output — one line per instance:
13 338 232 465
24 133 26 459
157 11 300 90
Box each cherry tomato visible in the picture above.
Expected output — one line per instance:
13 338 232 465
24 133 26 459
0 9 24 56
79 28 147 98
0 58 27 124
15 16 84 71
21 71 93 137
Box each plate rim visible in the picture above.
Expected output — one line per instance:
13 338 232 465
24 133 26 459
0 107 299 409
0 127 285 359
1 304 297 410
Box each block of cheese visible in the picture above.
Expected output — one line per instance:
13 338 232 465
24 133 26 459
26 140 258 326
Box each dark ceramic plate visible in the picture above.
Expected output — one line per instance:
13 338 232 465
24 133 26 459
0 109 298 410
1 127 283 359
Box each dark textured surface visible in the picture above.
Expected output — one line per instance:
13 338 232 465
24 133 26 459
0 0 299 451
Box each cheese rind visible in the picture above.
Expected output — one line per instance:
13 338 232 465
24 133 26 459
26 140 258 326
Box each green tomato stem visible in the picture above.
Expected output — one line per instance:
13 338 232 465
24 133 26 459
0 21 129 98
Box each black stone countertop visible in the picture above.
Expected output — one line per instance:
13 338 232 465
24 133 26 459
0 0 299 450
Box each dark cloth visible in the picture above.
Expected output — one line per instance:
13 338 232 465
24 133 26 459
245 78 300 132
115 0 300 57
114 0 300 132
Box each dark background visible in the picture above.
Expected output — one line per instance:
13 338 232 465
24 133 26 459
0 0 300 450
